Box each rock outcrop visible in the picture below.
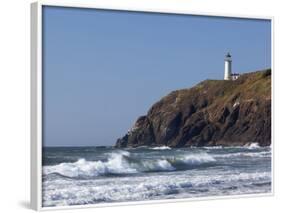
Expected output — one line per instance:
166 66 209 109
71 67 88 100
116 69 271 148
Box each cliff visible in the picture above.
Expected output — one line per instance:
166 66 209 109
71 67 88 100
116 69 271 148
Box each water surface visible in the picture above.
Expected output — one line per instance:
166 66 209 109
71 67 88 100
42 144 271 207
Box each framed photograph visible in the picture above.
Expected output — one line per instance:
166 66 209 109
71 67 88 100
31 1 273 211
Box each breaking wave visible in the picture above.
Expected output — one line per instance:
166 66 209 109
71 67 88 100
203 146 223 150
42 146 272 207
213 151 271 158
43 170 271 207
244 143 261 149
151 146 171 150
43 151 216 178
203 143 263 150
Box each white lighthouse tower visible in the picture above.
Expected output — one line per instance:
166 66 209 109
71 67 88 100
224 52 232 80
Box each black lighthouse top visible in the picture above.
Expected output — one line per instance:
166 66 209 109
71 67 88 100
226 52 231 58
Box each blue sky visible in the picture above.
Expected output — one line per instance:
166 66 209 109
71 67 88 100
42 6 271 147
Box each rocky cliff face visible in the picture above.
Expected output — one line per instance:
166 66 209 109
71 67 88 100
116 69 271 148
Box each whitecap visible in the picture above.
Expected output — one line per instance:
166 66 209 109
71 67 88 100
203 146 223 150
244 143 261 149
42 170 271 207
178 153 216 165
43 151 217 178
43 151 137 178
213 151 270 158
141 159 175 171
151 146 171 150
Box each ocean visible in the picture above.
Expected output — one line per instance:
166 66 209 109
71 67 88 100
42 144 271 207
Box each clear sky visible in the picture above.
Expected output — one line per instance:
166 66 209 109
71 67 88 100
42 6 271 147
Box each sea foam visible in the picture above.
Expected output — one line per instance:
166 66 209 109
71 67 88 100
43 151 216 178
42 146 271 207
43 170 271 207
151 146 171 150
244 143 261 149
43 151 137 178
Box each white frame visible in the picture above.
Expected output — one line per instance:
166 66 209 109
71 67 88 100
31 0 274 211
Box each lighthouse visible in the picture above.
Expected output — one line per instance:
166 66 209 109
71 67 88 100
224 52 232 80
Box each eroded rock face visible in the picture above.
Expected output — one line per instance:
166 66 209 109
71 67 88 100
115 69 271 148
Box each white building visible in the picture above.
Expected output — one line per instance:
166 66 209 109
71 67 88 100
224 52 240 80
224 52 232 80
231 73 240 80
